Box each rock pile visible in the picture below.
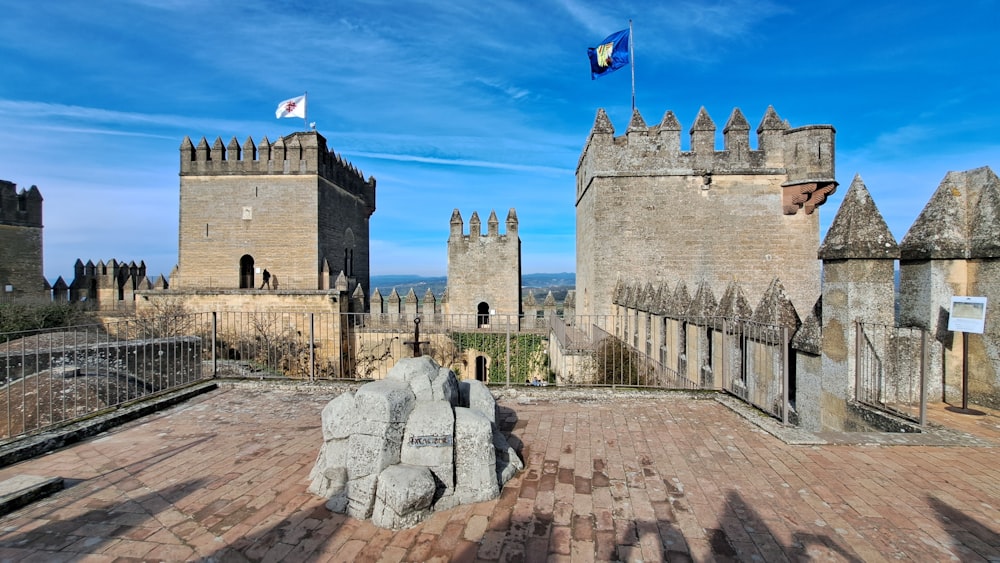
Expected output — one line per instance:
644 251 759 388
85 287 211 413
308 356 523 529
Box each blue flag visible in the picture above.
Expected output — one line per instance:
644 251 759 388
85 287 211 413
587 29 630 80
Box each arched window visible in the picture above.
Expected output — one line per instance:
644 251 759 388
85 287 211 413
239 255 255 289
477 302 490 328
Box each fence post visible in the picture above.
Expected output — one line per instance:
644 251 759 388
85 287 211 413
211 311 217 378
721 318 728 392
309 313 315 382
854 319 861 402
782 326 789 425
505 319 511 387
919 327 928 426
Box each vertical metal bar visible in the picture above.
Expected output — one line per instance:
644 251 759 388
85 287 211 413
505 321 511 387
961 331 969 411
782 326 789 425
309 313 315 382
854 320 861 402
721 318 728 393
211 312 217 378
919 328 927 426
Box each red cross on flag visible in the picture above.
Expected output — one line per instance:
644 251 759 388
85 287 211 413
275 95 306 119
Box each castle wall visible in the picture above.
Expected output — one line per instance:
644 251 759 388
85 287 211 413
0 181 44 297
178 175 320 289
575 107 834 318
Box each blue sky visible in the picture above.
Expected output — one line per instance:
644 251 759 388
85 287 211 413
1 1 998 282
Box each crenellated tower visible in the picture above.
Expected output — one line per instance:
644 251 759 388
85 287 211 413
0 180 44 297
446 208 521 327
174 131 376 302
575 106 836 317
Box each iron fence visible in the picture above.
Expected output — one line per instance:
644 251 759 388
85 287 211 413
855 320 927 425
0 307 800 442
0 318 205 442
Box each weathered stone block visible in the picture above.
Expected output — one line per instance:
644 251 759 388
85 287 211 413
354 379 416 424
347 431 403 480
371 464 436 529
401 400 455 492
321 392 357 441
462 379 497 424
493 426 523 486
386 356 437 401
432 366 460 406
453 407 498 503
346 474 378 519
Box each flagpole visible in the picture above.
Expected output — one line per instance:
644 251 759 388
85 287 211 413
303 91 308 130
629 19 635 112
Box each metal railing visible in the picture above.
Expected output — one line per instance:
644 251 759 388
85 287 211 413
855 320 927 425
0 318 205 442
0 307 799 441
550 313 792 422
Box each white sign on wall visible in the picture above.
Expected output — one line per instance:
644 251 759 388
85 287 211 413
947 296 988 334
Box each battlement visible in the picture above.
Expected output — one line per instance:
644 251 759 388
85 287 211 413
577 106 836 215
179 131 375 203
0 180 43 227
449 208 518 243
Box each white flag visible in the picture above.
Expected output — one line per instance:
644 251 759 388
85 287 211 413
275 95 306 119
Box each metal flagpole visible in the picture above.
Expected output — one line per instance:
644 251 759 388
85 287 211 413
303 91 308 130
629 20 635 112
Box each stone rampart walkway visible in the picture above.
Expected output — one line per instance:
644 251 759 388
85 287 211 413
0 386 996 561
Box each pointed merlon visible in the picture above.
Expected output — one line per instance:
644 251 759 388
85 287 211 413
690 107 716 133
487 210 500 236
658 111 681 131
751 279 800 329
591 108 615 135
626 109 647 133
352 284 366 299
506 208 518 231
900 166 1000 260
819 174 899 260
723 108 750 133
756 105 787 134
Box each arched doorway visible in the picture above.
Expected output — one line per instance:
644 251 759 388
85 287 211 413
477 302 490 328
239 255 255 289
475 355 487 382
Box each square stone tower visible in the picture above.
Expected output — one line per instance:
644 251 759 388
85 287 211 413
575 106 836 317
174 131 376 299
0 180 44 298
446 209 521 327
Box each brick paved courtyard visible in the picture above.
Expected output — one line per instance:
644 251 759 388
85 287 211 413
0 385 996 562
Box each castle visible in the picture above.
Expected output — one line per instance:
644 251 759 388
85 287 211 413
14 101 999 431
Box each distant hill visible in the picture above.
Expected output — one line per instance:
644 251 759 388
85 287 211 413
370 273 575 302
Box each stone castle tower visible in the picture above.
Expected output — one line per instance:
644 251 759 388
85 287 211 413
0 180 44 297
173 131 376 301
575 106 836 317
446 209 521 326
